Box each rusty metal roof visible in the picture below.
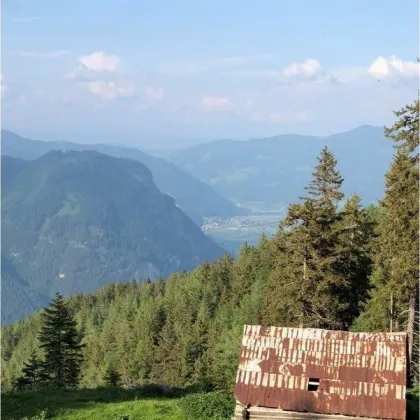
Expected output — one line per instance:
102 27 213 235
234 325 408 420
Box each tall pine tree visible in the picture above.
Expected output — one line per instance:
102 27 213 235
335 194 374 326
38 293 84 389
265 147 352 329
355 99 419 383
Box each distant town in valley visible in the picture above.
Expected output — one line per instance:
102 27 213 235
202 206 287 254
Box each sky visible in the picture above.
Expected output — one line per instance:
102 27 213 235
1 0 419 148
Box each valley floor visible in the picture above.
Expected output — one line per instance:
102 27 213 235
2 389 184 420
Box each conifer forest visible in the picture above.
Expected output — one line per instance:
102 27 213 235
2 100 419 399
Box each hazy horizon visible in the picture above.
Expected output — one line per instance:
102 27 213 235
2 0 418 148
2 124 385 152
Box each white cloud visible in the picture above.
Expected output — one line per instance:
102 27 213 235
66 52 121 80
242 56 418 85
87 81 136 100
201 96 233 110
282 58 337 84
227 58 336 84
79 52 121 72
146 87 165 99
283 58 323 78
368 56 419 80
65 52 139 100
11 50 70 58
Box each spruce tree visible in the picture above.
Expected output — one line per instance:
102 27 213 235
38 293 84 389
335 194 375 325
151 310 186 387
383 102 418 383
13 351 43 391
264 147 350 329
355 99 419 383
232 244 258 303
103 365 121 387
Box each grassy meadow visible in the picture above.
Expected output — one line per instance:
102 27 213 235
1 388 236 420
2 389 184 420
3 387 418 420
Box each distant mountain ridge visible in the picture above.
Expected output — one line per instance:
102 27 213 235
167 125 394 207
1 151 224 323
1 130 248 224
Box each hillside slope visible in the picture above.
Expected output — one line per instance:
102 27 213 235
1 254 50 324
168 126 393 207
1 151 223 323
1 130 248 224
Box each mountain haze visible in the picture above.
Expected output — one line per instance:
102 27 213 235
168 125 394 207
1 151 224 323
1 130 248 224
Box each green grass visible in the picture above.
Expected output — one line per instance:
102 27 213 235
3 387 417 420
2 388 185 420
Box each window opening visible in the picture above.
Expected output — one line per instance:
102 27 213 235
307 378 320 391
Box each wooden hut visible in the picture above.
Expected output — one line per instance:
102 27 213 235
233 325 407 420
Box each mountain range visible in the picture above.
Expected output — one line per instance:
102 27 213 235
1 125 395 323
1 151 224 323
1 130 247 224
167 125 394 208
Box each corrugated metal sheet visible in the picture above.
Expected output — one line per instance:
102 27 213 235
231 401 401 420
234 325 407 420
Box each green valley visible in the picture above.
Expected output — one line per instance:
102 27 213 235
202 210 286 254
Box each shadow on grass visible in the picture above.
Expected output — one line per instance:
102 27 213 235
407 390 420 420
2 384 198 419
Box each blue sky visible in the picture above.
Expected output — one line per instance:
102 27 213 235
1 0 419 148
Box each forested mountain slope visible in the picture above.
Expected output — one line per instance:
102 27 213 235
1 146 378 390
1 151 223 323
1 130 248 224
1 254 49 324
2 101 418 393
